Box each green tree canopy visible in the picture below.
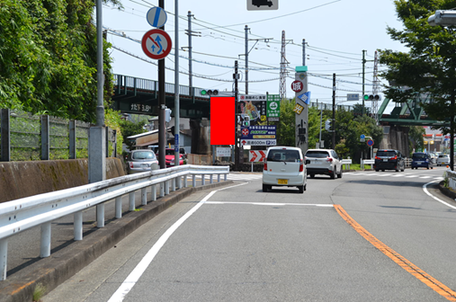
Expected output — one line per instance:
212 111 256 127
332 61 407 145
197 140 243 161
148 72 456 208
379 0 456 134
0 0 121 122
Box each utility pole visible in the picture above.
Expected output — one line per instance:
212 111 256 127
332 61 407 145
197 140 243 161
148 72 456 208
302 39 306 66
174 0 180 167
187 11 193 95
362 50 366 116
245 25 249 95
158 0 166 169
234 60 240 170
332 73 336 149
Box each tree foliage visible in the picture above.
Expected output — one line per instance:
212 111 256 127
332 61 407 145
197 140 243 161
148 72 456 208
379 0 456 133
0 0 121 122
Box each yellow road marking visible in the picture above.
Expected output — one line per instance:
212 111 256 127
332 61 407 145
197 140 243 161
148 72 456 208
334 204 456 301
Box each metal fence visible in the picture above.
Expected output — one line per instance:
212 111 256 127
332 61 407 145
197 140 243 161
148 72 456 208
0 164 229 280
0 109 116 162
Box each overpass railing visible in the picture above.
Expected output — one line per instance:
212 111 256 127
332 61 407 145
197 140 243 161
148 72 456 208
0 164 229 280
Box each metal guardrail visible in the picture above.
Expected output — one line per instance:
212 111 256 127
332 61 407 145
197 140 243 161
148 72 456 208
0 165 229 280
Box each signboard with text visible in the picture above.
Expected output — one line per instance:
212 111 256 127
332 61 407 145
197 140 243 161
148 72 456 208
239 95 267 125
267 94 281 121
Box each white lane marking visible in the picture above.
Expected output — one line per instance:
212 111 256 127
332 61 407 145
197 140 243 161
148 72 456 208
423 181 456 210
205 201 334 207
108 182 247 302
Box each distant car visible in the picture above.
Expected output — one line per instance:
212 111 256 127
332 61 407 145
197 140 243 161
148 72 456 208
437 154 450 166
126 150 159 174
158 148 185 168
411 152 434 169
262 146 308 193
374 149 405 172
305 149 342 179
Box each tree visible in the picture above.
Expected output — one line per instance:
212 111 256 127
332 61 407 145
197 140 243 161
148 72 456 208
408 125 426 155
119 120 146 151
276 98 296 146
379 0 456 158
0 0 121 122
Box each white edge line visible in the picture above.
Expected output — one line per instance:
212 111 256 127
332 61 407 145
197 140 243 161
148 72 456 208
108 182 247 302
423 180 456 210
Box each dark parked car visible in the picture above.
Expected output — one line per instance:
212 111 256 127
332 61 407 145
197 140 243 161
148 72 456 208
411 152 434 169
374 149 405 172
126 150 159 174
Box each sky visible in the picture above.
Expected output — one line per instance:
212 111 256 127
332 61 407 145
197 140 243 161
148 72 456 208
102 0 409 113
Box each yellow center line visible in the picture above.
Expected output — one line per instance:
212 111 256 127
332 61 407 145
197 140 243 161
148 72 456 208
334 204 456 301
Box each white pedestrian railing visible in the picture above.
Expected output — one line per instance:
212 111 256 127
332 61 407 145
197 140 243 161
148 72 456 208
340 158 352 170
0 164 229 280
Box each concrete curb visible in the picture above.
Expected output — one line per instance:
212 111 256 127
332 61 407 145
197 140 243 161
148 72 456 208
0 181 233 302
438 180 456 200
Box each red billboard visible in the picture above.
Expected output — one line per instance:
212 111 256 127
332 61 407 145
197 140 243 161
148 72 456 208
210 97 235 145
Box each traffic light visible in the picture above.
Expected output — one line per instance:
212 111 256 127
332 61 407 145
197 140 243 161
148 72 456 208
242 115 250 127
324 119 331 131
201 89 219 96
165 108 172 122
363 94 380 101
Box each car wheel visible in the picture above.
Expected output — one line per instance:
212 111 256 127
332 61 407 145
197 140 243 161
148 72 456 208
262 184 268 192
382 169 385 172
310 174 315 179
375 169 379 172
338 169 343 178
427 166 429 169
431 166 434 169
298 185 304 193
330 171 336 179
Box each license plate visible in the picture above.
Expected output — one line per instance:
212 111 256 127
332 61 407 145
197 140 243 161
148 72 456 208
312 160 321 165
441 162 446 165
278 179 288 185
416 161 423 164
383 159 388 162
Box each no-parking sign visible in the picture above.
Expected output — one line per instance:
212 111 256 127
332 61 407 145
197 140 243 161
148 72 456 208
141 29 172 60
367 139 374 147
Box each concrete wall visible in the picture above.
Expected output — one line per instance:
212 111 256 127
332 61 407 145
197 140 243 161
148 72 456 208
379 125 410 156
0 158 125 203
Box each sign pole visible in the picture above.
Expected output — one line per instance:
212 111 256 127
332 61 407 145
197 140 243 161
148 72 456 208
158 0 166 169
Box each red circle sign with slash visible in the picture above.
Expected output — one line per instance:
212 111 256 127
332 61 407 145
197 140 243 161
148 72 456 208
141 29 172 60
367 139 374 146
291 80 303 92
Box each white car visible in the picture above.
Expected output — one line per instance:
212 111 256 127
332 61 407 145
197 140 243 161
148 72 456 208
437 154 450 166
262 146 307 193
305 149 342 179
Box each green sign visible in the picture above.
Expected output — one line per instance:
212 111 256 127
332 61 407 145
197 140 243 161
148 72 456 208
267 94 281 121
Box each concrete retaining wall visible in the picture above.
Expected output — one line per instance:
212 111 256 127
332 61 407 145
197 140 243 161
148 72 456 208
0 158 125 203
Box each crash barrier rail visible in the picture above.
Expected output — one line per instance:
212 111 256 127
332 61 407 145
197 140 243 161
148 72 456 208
361 159 375 170
340 158 352 170
0 164 229 280
444 169 456 191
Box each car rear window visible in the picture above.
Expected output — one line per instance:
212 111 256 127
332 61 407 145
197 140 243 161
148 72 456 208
377 151 396 157
132 151 156 160
305 151 329 158
267 149 301 162
439 154 448 158
413 153 427 159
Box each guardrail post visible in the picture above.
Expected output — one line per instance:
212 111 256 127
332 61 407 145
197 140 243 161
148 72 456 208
217 174 221 182
171 179 175 192
40 222 51 258
97 204 105 228
129 192 135 211
115 196 123 218
0 239 7 280
224 173 227 181
151 185 157 201
202 174 206 186
210 174 213 184
184 175 188 187
192 175 196 187
160 183 164 197
74 212 83 240
165 181 169 195
141 188 147 206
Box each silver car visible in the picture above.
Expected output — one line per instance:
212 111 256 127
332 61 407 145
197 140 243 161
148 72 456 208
305 149 342 179
126 150 159 174
262 146 307 193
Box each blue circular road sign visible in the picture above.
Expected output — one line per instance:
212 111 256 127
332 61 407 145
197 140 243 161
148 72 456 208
146 7 167 28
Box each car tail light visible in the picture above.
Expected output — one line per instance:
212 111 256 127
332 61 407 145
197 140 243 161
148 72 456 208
299 162 304 172
130 162 134 168
264 162 267 171
392 156 397 160
327 157 333 162
375 156 380 160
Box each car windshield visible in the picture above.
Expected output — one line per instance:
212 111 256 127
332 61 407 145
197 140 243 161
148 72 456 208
165 149 174 155
132 151 156 160
305 151 329 158
413 153 427 159
377 151 396 157
267 150 301 162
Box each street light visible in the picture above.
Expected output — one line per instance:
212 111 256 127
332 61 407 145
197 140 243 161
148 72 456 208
428 10 456 171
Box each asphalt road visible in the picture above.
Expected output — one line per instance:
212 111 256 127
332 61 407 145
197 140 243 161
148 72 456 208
43 167 456 302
